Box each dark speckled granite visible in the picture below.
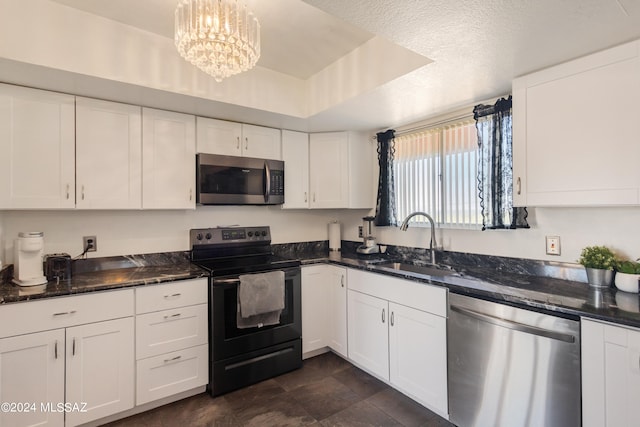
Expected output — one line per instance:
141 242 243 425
0 251 207 304
280 240 640 329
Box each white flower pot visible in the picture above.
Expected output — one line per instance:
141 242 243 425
614 272 640 293
585 267 614 288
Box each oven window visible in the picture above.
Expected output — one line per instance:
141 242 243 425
200 165 264 195
222 277 294 339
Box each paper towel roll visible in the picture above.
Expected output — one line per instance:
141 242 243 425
329 221 341 251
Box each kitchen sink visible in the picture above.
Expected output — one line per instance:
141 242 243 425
371 261 460 278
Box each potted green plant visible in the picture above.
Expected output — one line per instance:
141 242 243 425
614 259 640 293
578 245 616 288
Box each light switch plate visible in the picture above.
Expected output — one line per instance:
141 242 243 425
546 236 560 256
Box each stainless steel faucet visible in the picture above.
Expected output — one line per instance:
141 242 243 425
400 212 438 265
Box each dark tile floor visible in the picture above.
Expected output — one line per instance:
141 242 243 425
103 352 456 427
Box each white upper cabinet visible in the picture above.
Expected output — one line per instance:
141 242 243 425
196 117 281 160
0 84 75 209
142 108 196 209
241 124 282 160
281 130 310 209
512 40 640 206
309 131 374 209
76 97 142 209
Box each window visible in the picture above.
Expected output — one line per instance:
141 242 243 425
394 119 482 228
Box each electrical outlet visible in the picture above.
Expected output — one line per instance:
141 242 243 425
83 236 97 252
358 226 363 238
546 236 560 256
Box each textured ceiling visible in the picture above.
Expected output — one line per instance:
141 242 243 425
30 0 640 131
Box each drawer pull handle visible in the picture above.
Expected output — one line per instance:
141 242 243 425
54 340 58 359
391 311 395 326
164 293 181 299
72 338 76 356
53 310 76 317
163 355 182 364
164 313 182 320
382 308 385 323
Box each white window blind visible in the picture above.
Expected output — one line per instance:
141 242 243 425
394 120 481 229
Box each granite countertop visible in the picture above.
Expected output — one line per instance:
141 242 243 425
0 252 208 304
2 245 640 330
311 251 640 329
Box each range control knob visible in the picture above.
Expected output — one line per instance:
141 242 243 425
248 231 254 237
196 233 203 241
205 233 212 240
261 231 268 237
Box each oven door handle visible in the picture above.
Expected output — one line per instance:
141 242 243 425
264 161 271 203
213 278 241 286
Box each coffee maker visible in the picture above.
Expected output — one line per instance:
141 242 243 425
13 232 47 286
356 216 380 255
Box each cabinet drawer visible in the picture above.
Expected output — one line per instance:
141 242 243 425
135 278 207 314
0 289 134 338
136 303 208 359
136 344 208 405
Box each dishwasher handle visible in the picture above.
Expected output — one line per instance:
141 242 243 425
450 304 576 343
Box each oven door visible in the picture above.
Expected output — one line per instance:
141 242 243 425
210 266 301 361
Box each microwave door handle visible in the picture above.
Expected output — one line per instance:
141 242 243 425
264 161 271 203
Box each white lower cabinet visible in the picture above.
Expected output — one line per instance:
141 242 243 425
0 290 135 427
347 290 389 379
582 318 640 427
65 318 134 426
0 330 65 427
388 302 447 415
347 268 448 418
301 265 347 357
134 279 208 405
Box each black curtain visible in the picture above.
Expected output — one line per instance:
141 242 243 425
474 96 529 230
374 129 397 226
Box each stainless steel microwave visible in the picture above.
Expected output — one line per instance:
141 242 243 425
196 153 285 205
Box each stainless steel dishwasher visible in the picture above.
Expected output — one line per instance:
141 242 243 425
448 293 581 427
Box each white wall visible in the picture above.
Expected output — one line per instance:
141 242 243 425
0 207 367 264
363 206 640 264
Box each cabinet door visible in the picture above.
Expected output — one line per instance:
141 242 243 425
0 329 65 427
142 108 195 209
76 97 142 209
512 40 640 206
301 265 329 354
241 124 281 160
582 319 640 427
309 132 349 208
65 317 134 426
347 289 389 380
389 302 448 417
0 84 75 209
327 266 347 358
281 130 309 209
196 117 242 156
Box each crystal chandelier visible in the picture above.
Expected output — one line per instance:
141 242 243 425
175 0 261 82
